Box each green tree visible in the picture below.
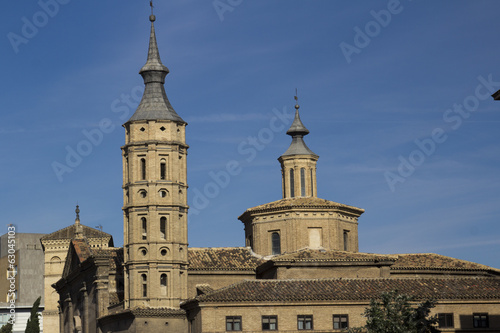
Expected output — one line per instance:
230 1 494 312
0 323 13 333
347 290 440 333
25 296 41 333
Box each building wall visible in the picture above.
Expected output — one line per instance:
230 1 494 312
189 300 500 333
247 211 359 256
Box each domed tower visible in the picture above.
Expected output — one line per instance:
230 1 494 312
239 97 364 256
122 12 189 311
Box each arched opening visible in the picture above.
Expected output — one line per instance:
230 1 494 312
300 168 306 197
289 169 295 198
310 168 314 196
160 159 166 180
141 217 147 240
141 274 147 298
160 217 166 240
140 158 146 180
160 274 167 296
271 232 281 255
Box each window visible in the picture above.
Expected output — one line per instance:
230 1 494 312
343 230 349 251
473 313 489 328
160 160 166 180
310 169 314 196
141 217 147 240
438 313 454 328
140 158 146 180
160 217 166 239
333 315 348 329
141 274 147 297
262 316 277 331
271 232 281 255
160 274 167 296
289 169 295 197
297 315 313 330
226 316 241 331
300 168 306 196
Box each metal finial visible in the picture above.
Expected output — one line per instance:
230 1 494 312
149 0 156 21
294 88 299 110
75 205 80 220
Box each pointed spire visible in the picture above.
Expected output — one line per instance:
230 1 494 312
127 9 185 124
281 94 317 157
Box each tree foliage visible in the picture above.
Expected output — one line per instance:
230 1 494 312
0 323 13 333
25 296 41 333
347 290 440 333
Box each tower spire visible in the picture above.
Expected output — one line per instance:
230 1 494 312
278 93 319 199
126 8 185 123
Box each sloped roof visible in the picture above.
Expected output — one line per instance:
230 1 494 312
72 239 93 264
41 223 112 241
188 247 266 271
241 197 364 216
272 249 396 263
187 277 500 304
392 253 500 272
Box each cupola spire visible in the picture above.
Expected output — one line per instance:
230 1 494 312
126 8 185 124
278 93 319 199
281 94 316 157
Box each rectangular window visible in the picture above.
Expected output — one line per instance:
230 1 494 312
333 314 349 329
473 313 489 328
298 315 313 330
438 313 454 328
226 316 242 331
262 316 277 331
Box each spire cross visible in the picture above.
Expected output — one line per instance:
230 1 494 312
150 0 154 15
294 88 298 102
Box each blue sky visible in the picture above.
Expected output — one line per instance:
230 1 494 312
1 1 500 268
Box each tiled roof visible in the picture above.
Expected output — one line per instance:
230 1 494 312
272 249 396 263
188 278 500 304
130 307 186 317
392 253 500 272
188 247 266 271
241 197 364 215
72 239 93 264
41 223 112 241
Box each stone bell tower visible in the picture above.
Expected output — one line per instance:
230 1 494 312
122 12 189 310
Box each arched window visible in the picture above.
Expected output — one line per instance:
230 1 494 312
160 274 167 296
141 217 147 240
343 230 349 251
141 274 147 298
310 169 314 196
160 217 166 240
289 169 295 198
140 158 146 180
271 232 281 255
300 168 306 197
160 159 166 180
